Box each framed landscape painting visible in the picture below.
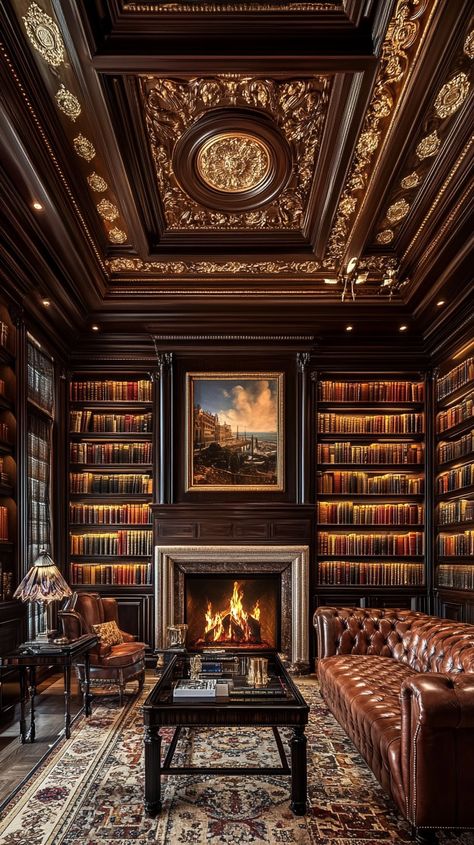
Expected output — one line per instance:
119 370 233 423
186 372 284 491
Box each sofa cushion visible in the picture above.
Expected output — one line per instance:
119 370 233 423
318 654 417 814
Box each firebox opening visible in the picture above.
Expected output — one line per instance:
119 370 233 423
185 574 280 652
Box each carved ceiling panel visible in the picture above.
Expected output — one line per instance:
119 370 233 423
140 73 331 230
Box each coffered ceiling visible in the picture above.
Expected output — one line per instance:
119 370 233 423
0 0 472 344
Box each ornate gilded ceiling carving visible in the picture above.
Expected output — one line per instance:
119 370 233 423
324 0 434 269
106 258 321 275
141 74 331 230
196 133 271 193
372 21 473 246
19 1 128 245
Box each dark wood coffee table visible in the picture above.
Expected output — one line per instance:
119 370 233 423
142 651 309 817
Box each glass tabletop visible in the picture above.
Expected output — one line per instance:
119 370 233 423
147 651 307 709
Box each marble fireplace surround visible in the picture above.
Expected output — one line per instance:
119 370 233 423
154 544 310 668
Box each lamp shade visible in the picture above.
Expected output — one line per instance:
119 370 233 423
13 550 72 604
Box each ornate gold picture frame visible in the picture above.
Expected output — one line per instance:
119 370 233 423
186 372 284 492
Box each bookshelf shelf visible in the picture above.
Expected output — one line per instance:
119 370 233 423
436 417 474 441
436 520 474 530
437 381 474 409
0 484 14 497
68 373 156 625
437 455 474 473
436 484 474 502
315 373 427 598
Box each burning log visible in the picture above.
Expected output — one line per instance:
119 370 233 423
203 581 263 644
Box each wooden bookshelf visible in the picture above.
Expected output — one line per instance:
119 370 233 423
314 373 427 609
0 303 17 607
435 354 474 618
67 372 156 646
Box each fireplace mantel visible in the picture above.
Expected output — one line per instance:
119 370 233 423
154 544 310 669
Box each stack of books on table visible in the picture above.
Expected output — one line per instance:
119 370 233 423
173 679 230 699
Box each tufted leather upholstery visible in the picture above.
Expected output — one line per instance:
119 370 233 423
59 592 146 704
314 607 474 830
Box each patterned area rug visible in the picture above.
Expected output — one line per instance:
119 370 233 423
0 677 472 844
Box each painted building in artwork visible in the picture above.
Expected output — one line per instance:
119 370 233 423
194 405 233 446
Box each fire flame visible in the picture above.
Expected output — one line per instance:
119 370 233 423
204 580 261 642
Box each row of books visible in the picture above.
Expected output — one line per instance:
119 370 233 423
318 413 424 434
437 462 474 494
318 381 424 403
437 564 474 591
438 531 474 557
71 563 152 585
70 442 153 465
438 431 473 465
317 441 423 465
317 561 424 586
0 569 13 601
317 472 424 495
436 358 474 401
70 411 153 433
70 380 152 402
317 502 424 525
69 503 152 525
438 499 474 526
0 456 8 485
70 473 153 494
0 322 8 349
70 530 153 556
437 394 473 433
0 422 9 443
0 506 8 540
318 531 424 556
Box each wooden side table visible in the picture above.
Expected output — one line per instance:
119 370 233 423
0 634 98 741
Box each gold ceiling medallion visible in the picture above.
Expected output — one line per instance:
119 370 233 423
323 0 429 269
108 228 127 244
434 72 470 119
386 198 410 223
22 3 65 67
106 258 320 275
87 173 108 193
142 74 330 230
376 229 394 244
464 30 474 59
400 171 420 189
196 133 271 193
73 134 96 161
54 84 81 121
416 130 440 160
97 199 119 221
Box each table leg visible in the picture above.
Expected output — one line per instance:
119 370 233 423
144 725 162 816
27 666 36 743
84 653 92 717
19 666 27 744
64 663 72 739
290 726 307 815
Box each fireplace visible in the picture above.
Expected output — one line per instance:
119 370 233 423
185 575 280 651
154 544 310 669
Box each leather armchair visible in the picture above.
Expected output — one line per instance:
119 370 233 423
59 592 146 705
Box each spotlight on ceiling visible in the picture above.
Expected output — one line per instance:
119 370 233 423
399 324 408 332
32 201 43 211
346 325 353 332
91 324 100 332
41 298 51 307
436 300 446 307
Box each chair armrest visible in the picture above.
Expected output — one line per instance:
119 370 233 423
400 673 474 828
120 630 136 643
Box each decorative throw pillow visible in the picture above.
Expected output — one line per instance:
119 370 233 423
92 620 123 647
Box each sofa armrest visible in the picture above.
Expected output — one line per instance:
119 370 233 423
313 606 342 659
120 630 136 643
400 673 474 828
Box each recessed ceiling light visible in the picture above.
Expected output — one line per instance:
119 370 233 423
41 298 51 307
346 325 353 332
399 324 408 332
91 324 100 332
436 300 445 306
32 201 43 211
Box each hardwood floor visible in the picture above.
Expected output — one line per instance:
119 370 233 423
0 672 83 809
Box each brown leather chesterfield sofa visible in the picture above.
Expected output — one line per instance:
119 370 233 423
314 606 474 832
60 592 146 704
